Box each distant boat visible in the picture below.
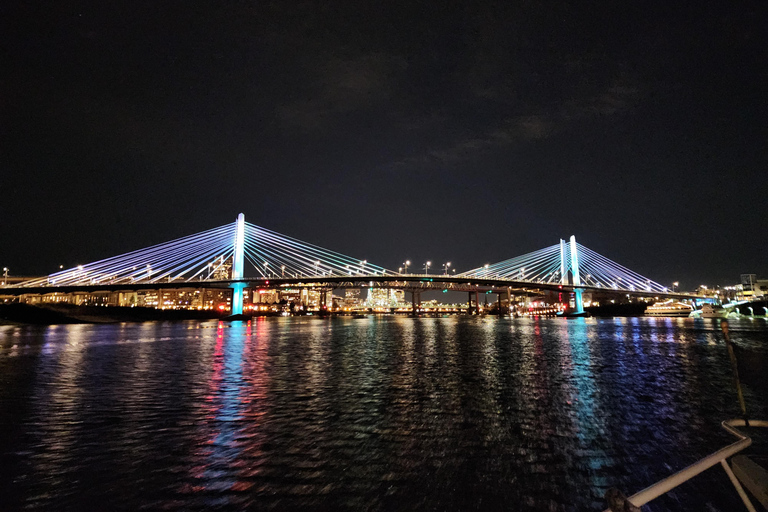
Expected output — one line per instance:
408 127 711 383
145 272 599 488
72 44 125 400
689 303 739 319
645 300 693 317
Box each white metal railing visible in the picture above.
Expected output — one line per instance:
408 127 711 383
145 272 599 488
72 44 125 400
604 419 768 511
606 319 765 511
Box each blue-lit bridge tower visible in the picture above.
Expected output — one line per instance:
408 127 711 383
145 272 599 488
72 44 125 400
568 235 584 314
231 213 246 316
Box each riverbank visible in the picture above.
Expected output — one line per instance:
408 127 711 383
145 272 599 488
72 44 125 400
0 303 226 325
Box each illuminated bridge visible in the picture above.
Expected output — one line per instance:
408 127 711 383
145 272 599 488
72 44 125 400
2 214 697 315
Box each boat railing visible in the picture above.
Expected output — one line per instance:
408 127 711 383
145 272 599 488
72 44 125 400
604 419 768 511
606 319 766 511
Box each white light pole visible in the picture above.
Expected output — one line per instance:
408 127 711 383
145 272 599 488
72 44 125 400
424 261 431 274
2 267 7 286
443 262 451 275
403 260 410 274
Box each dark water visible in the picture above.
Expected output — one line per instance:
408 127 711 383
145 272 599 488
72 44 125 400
1 316 767 511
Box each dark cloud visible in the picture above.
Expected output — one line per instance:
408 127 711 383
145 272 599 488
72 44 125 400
276 53 408 131
389 74 640 168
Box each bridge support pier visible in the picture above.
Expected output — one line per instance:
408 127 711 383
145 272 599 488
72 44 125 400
506 288 512 316
411 291 420 315
231 283 246 315
475 291 480 315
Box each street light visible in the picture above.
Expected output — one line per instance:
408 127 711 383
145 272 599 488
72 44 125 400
443 262 451 275
2 267 7 286
424 261 431 274
403 260 410 274
673 281 679 292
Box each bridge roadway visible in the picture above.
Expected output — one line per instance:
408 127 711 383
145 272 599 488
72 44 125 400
1 274 701 300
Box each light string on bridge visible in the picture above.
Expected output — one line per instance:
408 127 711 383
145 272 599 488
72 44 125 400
574 243 667 293
242 222 394 278
456 244 565 283
20 223 239 287
457 240 667 293
16 215 667 294
20 219 396 288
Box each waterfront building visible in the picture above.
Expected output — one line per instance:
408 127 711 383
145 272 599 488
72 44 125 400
365 288 405 308
254 289 280 304
344 289 362 308
739 274 768 298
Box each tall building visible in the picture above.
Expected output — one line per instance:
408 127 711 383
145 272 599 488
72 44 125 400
365 288 405 307
210 256 232 280
344 289 362 308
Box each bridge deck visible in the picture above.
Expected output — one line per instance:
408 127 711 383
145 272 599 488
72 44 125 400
1 274 702 300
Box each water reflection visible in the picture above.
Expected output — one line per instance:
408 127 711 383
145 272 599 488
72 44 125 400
0 317 766 511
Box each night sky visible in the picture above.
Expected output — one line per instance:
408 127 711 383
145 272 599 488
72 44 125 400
2 1 766 289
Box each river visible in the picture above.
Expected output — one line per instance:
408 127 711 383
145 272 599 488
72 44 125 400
1 316 766 511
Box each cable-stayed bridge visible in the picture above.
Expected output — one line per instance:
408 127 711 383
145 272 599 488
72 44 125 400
3 214 696 315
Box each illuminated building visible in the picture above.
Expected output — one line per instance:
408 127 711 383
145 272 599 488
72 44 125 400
365 288 405 307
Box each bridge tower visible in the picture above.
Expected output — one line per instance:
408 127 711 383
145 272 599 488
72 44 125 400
569 235 584 314
231 213 246 315
559 239 567 285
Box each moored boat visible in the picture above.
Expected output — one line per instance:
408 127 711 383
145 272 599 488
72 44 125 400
645 300 693 317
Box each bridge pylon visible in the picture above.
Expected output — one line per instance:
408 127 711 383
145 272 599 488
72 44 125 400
560 239 567 285
231 213 246 315
569 235 584 314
